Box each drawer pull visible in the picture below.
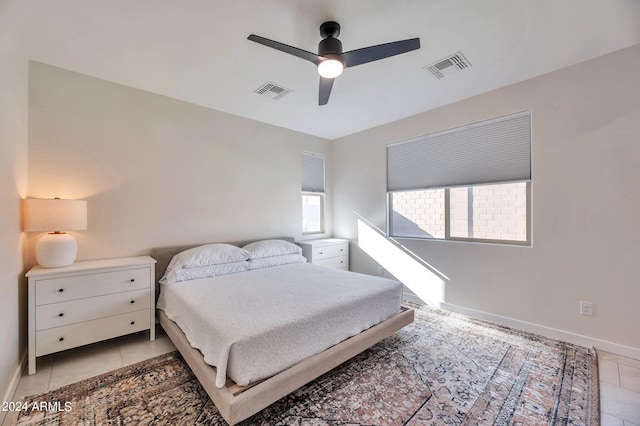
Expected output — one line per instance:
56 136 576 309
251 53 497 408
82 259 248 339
130 321 135 325
59 337 64 342
340 248 344 252
130 300 135 304
58 313 64 317
319 251 323 255
58 288 64 293
130 279 135 282
340 260 344 264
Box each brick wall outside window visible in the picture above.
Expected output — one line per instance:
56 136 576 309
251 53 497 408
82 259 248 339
391 189 445 238
390 182 527 242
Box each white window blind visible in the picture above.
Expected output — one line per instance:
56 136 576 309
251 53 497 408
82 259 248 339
301 152 325 192
387 111 531 191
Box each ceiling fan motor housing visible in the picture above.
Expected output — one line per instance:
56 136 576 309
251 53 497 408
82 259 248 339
319 37 343 57
319 21 342 58
320 21 340 39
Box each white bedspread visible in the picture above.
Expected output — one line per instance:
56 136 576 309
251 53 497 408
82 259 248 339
156 262 402 388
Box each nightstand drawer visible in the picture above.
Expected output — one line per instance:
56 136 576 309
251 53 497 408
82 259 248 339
35 289 150 331
35 309 151 356
312 243 348 260
314 255 348 269
35 267 150 305
298 238 350 271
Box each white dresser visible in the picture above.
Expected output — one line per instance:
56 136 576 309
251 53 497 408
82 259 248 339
26 256 156 375
297 238 349 270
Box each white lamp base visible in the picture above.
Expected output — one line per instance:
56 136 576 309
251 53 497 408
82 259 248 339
35 232 78 268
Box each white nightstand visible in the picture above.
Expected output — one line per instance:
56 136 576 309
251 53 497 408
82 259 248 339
297 238 349 270
26 256 157 375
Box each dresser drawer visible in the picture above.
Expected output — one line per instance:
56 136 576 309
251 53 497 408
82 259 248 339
35 289 150 331
35 267 150 305
312 243 348 260
35 309 150 356
314 255 348 270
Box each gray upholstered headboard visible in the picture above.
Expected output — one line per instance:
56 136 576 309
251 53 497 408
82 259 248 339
150 237 295 298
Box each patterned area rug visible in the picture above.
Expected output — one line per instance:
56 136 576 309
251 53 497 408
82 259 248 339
15 306 599 425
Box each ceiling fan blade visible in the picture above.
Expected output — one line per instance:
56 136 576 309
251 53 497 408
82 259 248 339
319 77 334 106
342 38 420 68
248 34 323 65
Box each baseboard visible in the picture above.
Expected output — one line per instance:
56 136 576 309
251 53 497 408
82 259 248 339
0 351 27 425
439 302 640 360
402 292 425 307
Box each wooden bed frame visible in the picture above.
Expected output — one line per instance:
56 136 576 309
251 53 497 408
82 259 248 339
151 238 414 425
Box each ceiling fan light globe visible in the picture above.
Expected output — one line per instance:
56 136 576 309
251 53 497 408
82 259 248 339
318 59 344 78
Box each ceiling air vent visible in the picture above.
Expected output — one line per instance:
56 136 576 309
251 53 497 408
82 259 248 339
424 52 471 79
254 82 292 100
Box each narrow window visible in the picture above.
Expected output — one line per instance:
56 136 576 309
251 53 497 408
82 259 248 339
302 193 324 234
301 152 325 234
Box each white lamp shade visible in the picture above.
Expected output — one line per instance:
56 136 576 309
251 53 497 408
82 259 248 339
24 199 87 232
23 198 87 268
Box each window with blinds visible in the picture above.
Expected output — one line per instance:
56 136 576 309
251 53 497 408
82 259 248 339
301 152 325 234
387 111 531 245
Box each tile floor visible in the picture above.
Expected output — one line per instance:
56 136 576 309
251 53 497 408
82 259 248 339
2 326 176 426
3 330 640 425
600 350 640 425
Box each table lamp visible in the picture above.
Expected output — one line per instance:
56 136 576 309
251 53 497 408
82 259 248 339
24 198 88 268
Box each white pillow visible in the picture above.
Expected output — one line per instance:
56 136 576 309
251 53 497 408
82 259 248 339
170 243 251 269
160 243 251 285
248 254 307 270
160 261 249 285
243 239 301 259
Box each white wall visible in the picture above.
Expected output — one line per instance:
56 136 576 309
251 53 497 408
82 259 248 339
0 1 29 415
28 62 331 262
331 44 640 355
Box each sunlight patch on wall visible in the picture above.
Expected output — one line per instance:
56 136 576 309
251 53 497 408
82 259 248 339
357 218 447 307
28 144 124 199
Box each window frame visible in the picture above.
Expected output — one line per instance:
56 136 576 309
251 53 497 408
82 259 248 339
301 151 326 235
302 191 325 235
387 181 531 246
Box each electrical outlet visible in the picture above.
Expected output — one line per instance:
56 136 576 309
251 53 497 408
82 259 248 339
580 301 594 316
377 266 384 276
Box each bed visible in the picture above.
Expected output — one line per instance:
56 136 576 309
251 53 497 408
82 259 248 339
152 237 414 425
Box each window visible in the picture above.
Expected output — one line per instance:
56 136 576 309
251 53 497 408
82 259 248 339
390 189 445 239
449 182 528 241
301 152 325 234
389 182 530 243
387 111 531 245
302 193 324 234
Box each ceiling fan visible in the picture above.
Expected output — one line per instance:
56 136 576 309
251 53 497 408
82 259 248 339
248 21 420 105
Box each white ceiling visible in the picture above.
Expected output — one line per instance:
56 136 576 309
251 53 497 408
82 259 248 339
4 0 640 139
